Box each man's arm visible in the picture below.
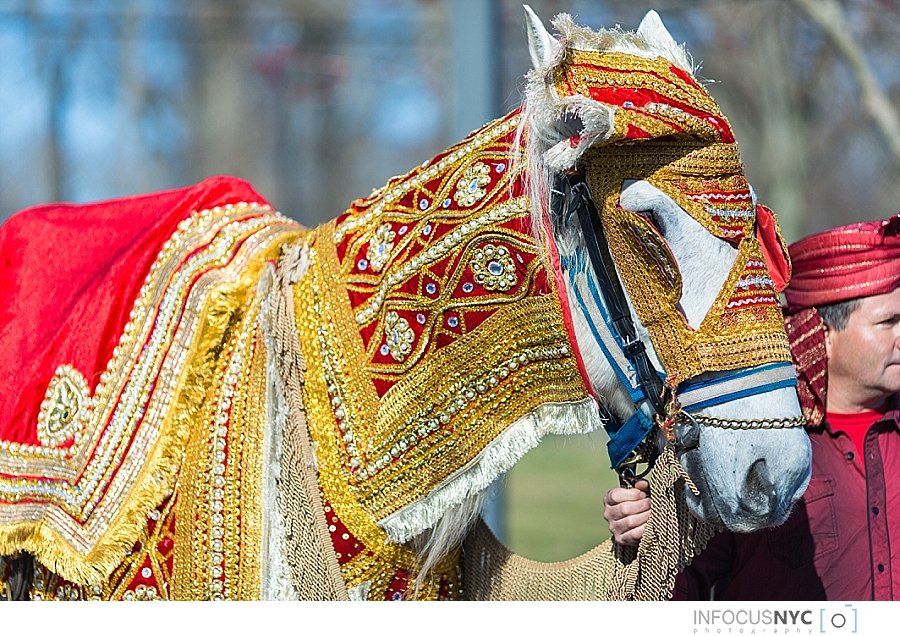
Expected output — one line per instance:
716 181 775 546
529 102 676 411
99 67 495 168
603 478 736 600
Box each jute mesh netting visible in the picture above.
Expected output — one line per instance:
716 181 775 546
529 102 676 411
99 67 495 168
462 446 718 601
271 244 716 601
266 246 350 601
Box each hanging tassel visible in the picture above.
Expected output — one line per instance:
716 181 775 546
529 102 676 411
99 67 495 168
606 444 711 600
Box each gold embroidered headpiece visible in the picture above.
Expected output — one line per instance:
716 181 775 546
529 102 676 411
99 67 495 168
546 47 793 383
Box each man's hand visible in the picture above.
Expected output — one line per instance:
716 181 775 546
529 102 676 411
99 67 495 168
603 478 650 546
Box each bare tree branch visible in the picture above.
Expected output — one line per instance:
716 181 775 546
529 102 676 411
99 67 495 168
791 0 900 169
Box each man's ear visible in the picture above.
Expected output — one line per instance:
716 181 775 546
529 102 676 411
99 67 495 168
824 323 833 361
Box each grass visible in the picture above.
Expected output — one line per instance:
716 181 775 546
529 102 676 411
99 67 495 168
498 429 623 563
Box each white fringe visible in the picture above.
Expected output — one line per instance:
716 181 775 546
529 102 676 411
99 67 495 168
541 97 615 173
377 397 603 544
552 12 693 74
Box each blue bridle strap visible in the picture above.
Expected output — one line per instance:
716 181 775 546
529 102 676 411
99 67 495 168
560 243 797 470
607 408 656 469
677 362 797 412
560 249 665 469
561 252 654 405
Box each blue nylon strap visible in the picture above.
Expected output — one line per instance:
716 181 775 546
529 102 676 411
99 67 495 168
606 407 656 469
560 251 660 405
560 250 798 471
568 268 644 402
677 361 798 412
561 250 660 468
681 379 797 412
678 361 793 392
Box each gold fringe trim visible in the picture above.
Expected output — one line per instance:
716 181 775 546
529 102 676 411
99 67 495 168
462 444 717 600
0 259 263 586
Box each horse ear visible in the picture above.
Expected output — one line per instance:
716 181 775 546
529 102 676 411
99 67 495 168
524 5 561 71
636 10 678 52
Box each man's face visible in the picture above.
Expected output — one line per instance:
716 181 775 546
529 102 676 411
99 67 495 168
826 286 900 412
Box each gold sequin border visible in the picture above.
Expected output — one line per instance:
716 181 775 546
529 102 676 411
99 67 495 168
172 292 270 600
295 225 589 523
0 203 298 586
332 112 522 245
583 149 791 383
292 242 422 577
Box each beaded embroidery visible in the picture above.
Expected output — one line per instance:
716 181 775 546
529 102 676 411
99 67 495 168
454 162 492 207
366 223 396 273
470 244 518 291
36 365 93 450
294 111 592 534
546 49 792 384
0 202 298 588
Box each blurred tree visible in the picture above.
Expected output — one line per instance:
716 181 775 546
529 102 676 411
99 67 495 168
3 0 898 236
26 0 86 202
792 0 900 169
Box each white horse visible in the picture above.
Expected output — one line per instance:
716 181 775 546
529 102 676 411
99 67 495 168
396 7 812 589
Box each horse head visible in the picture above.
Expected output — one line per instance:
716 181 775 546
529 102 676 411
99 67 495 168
522 7 811 532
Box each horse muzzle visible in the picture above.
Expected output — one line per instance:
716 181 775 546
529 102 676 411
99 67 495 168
679 423 812 532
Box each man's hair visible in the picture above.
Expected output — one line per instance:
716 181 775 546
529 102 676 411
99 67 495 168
817 298 861 331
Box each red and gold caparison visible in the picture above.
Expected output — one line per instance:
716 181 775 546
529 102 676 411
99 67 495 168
0 113 596 600
1 10 794 601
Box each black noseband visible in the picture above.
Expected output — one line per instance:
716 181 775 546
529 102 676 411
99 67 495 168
552 172 669 418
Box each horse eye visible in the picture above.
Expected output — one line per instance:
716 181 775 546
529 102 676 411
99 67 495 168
634 210 661 231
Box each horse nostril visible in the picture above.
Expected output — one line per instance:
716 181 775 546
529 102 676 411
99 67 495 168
740 458 777 517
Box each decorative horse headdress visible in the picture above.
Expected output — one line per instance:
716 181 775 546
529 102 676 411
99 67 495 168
524 9 794 386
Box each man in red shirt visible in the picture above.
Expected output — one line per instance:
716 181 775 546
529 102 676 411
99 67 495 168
605 214 900 600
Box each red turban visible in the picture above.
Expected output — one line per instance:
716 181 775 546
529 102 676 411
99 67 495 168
783 214 900 426
784 213 900 312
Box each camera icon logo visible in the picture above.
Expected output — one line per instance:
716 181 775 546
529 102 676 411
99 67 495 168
820 604 857 633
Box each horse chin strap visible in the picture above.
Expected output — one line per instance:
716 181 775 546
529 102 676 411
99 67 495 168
552 172 804 487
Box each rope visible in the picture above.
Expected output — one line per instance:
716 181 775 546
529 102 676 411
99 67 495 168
606 444 714 600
